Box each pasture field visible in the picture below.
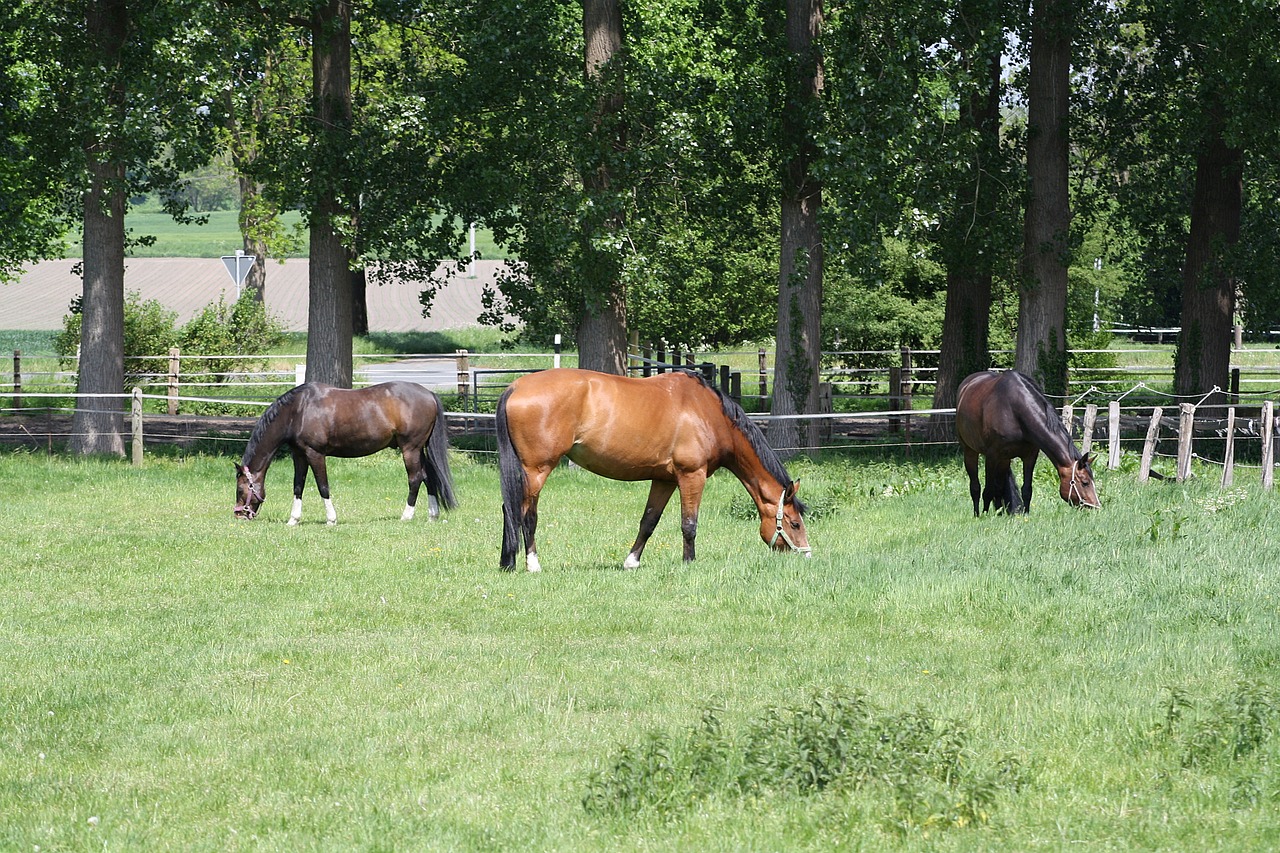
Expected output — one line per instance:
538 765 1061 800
58 205 507 260
2 447 1280 850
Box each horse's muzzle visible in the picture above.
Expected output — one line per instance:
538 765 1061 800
233 505 257 520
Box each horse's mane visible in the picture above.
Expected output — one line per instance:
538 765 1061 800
241 384 309 464
1008 371 1086 463
678 370 807 512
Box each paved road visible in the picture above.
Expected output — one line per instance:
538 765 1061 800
2 258 506 333
358 356 459 389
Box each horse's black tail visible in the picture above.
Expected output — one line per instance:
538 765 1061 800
1005 470 1025 514
496 386 524 570
421 392 458 512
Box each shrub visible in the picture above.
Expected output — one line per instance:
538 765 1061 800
54 291 180 391
179 292 287 383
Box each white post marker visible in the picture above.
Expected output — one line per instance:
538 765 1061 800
220 249 256 299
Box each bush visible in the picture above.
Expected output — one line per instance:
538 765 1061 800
54 291 180 391
179 292 287 383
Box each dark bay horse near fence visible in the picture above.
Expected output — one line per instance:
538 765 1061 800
495 368 810 571
234 381 457 524
955 370 1100 515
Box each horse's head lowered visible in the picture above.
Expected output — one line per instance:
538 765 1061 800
234 464 266 519
1058 454 1100 509
763 481 811 556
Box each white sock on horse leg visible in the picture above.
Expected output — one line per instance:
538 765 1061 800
623 553 640 569
288 498 303 526
401 503 415 521
526 552 542 573
324 498 336 525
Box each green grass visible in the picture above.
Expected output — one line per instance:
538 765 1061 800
3 447 1280 849
58 204 509 260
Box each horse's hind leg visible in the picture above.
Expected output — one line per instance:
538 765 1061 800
963 447 981 516
984 458 1014 514
400 444 426 521
520 465 553 572
624 480 677 568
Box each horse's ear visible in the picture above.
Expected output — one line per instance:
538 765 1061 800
1083 452 1096 469
786 480 801 499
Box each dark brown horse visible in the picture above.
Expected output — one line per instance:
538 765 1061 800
955 370 1099 515
234 381 457 524
495 368 810 571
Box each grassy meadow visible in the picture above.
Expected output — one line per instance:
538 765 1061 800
3 445 1280 850
59 204 508 260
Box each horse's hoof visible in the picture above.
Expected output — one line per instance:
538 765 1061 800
326 520 337 526
287 518 299 527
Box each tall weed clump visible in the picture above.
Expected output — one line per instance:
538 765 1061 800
1158 680 1280 808
582 687 1026 834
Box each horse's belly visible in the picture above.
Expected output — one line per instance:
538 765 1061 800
566 444 671 482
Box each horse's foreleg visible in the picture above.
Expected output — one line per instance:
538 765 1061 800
963 447 981 517
1019 454 1037 514
676 473 707 563
624 480 677 569
288 449 308 525
305 450 336 525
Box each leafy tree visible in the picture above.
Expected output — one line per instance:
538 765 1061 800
770 0 825 454
7 0 219 455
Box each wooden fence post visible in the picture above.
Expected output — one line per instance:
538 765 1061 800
758 348 768 399
1221 408 1236 488
1262 401 1275 491
456 349 470 408
656 343 666 374
1061 402 1074 436
730 371 741 401
1107 401 1121 469
628 329 639 375
1138 406 1163 483
642 342 653 377
131 387 144 466
12 350 20 411
1082 404 1098 454
888 365 902 433
1176 402 1195 482
1230 367 1240 405
167 346 180 415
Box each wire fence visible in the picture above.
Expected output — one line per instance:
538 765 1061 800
4 377 1279 492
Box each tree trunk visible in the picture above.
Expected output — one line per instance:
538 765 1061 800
1015 0 1071 396
771 0 824 455
69 0 128 457
305 0 354 387
929 14 1002 440
352 266 369 337
237 175 268 304
578 0 628 375
1173 105 1242 402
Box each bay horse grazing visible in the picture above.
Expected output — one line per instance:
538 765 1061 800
495 368 810 571
234 381 457 525
955 370 1099 516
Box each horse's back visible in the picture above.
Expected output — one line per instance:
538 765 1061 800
504 369 721 479
296 381 440 455
956 370 1041 457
